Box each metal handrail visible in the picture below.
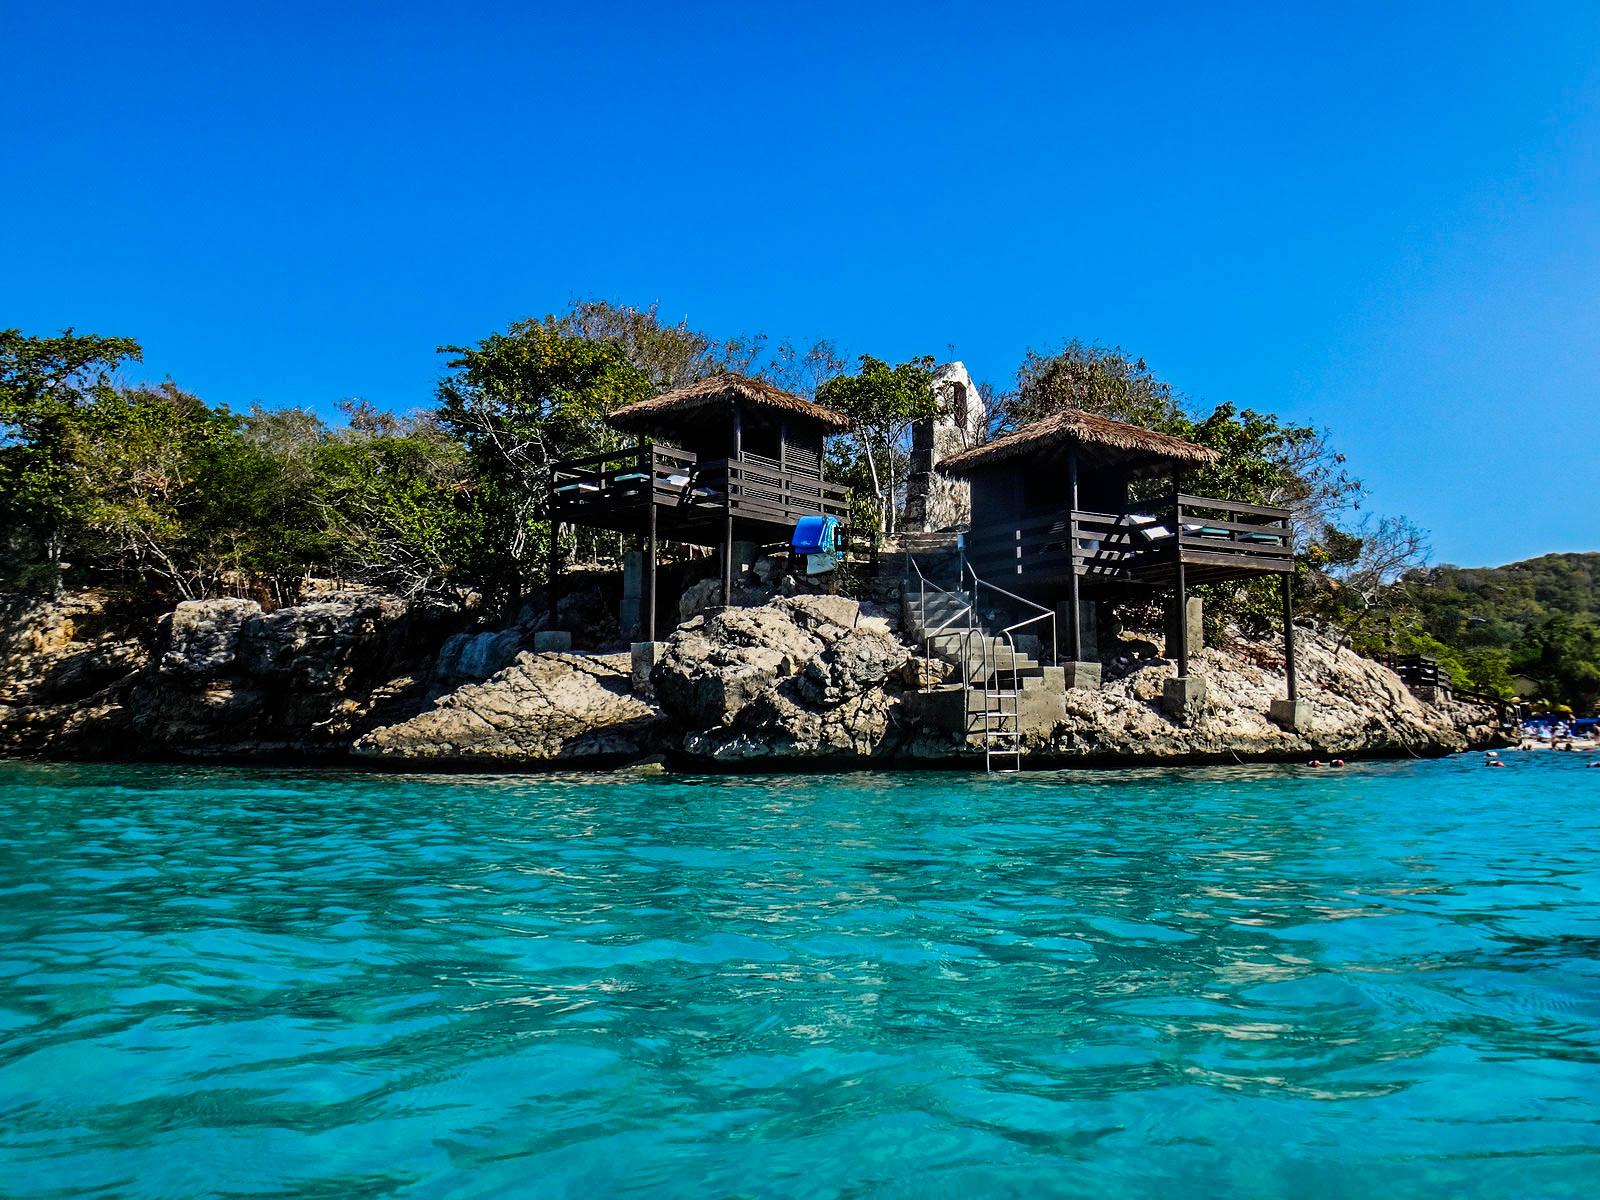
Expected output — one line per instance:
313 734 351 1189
965 563 1057 667
905 550 975 694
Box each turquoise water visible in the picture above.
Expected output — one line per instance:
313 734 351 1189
1 758 1598 1198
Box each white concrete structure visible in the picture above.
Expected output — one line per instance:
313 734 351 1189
901 361 985 533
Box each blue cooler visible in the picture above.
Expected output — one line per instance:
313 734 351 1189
790 515 839 555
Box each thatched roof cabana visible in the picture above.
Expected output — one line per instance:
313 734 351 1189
937 408 1218 479
606 373 853 439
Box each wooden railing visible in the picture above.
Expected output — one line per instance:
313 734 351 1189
1379 654 1451 692
1155 494 1294 571
1376 653 1516 724
550 443 849 524
695 456 850 523
965 493 1294 584
550 444 703 517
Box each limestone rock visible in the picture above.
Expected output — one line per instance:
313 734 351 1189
355 651 667 763
656 594 910 761
686 682 898 762
434 629 523 685
654 604 826 729
1038 628 1495 761
161 598 261 676
794 626 909 707
899 655 951 689
678 577 723 622
0 579 1503 770
123 587 459 757
232 590 409 690
0 592 150 756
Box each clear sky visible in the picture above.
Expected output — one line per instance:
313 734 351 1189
4 2 1598 565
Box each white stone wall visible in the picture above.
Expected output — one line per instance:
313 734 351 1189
902 361 985 533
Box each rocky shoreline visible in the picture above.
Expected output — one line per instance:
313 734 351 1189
1 583 1501 770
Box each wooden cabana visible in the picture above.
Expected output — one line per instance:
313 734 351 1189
548 374 852 639
938 408 1300 708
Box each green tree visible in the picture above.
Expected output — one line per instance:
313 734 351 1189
0 329 143 589
436 320 653 606
816 355 942 537
1002 340 1180 433
550 299 720 389
61 381 268 597
307 402 480 598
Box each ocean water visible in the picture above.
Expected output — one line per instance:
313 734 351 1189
0 756 1597 1199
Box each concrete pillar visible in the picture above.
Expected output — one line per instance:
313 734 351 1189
620 549 644 640
1165 595 1203 662
1162 675 1207 723
1051 600 1100 689
1269 698 1310 732
631 641 665 698
733 540 761 582
1056 599 1099 663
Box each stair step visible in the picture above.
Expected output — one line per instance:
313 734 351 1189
967 692 1018 712
967 667 1043 684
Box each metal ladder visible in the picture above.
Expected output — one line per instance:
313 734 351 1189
974 630 1023 772
904 551 1054 774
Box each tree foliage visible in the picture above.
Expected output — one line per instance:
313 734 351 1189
816 355 941 536
1 329 145 588
1397 554 1600 709
436 319 653 603
1002 340 1180 433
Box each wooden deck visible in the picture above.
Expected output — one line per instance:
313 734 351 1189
550 443 850 543
965 493 1294 595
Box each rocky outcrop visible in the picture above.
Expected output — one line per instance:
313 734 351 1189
1041 631 1494 760
0 592 153 756
432 629 525 687
0 587 463 759
2 582 1497 768
643 594 1494 765
120 589 455 757
354 651 666 763
653 594 911 761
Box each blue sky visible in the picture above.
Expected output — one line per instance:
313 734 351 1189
4 1 1598 565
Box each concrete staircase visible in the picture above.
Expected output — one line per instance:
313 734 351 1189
902 585 1064 771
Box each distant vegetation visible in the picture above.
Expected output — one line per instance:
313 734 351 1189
3 313 1592 709
1338 555 1599 713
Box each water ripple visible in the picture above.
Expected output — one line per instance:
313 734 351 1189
1 757 1598 1197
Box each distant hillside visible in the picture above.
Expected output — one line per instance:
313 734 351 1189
1398 552 1600 710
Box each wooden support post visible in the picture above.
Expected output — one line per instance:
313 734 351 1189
1067 446 1082 662
547 520 560 627
1171 489 1188 676
724 407 741 606
646 501 658 643
1174 550 1189 680
1282 571 1297 703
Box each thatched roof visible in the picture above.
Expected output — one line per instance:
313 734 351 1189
606 373 853 436
937 408 1219 477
